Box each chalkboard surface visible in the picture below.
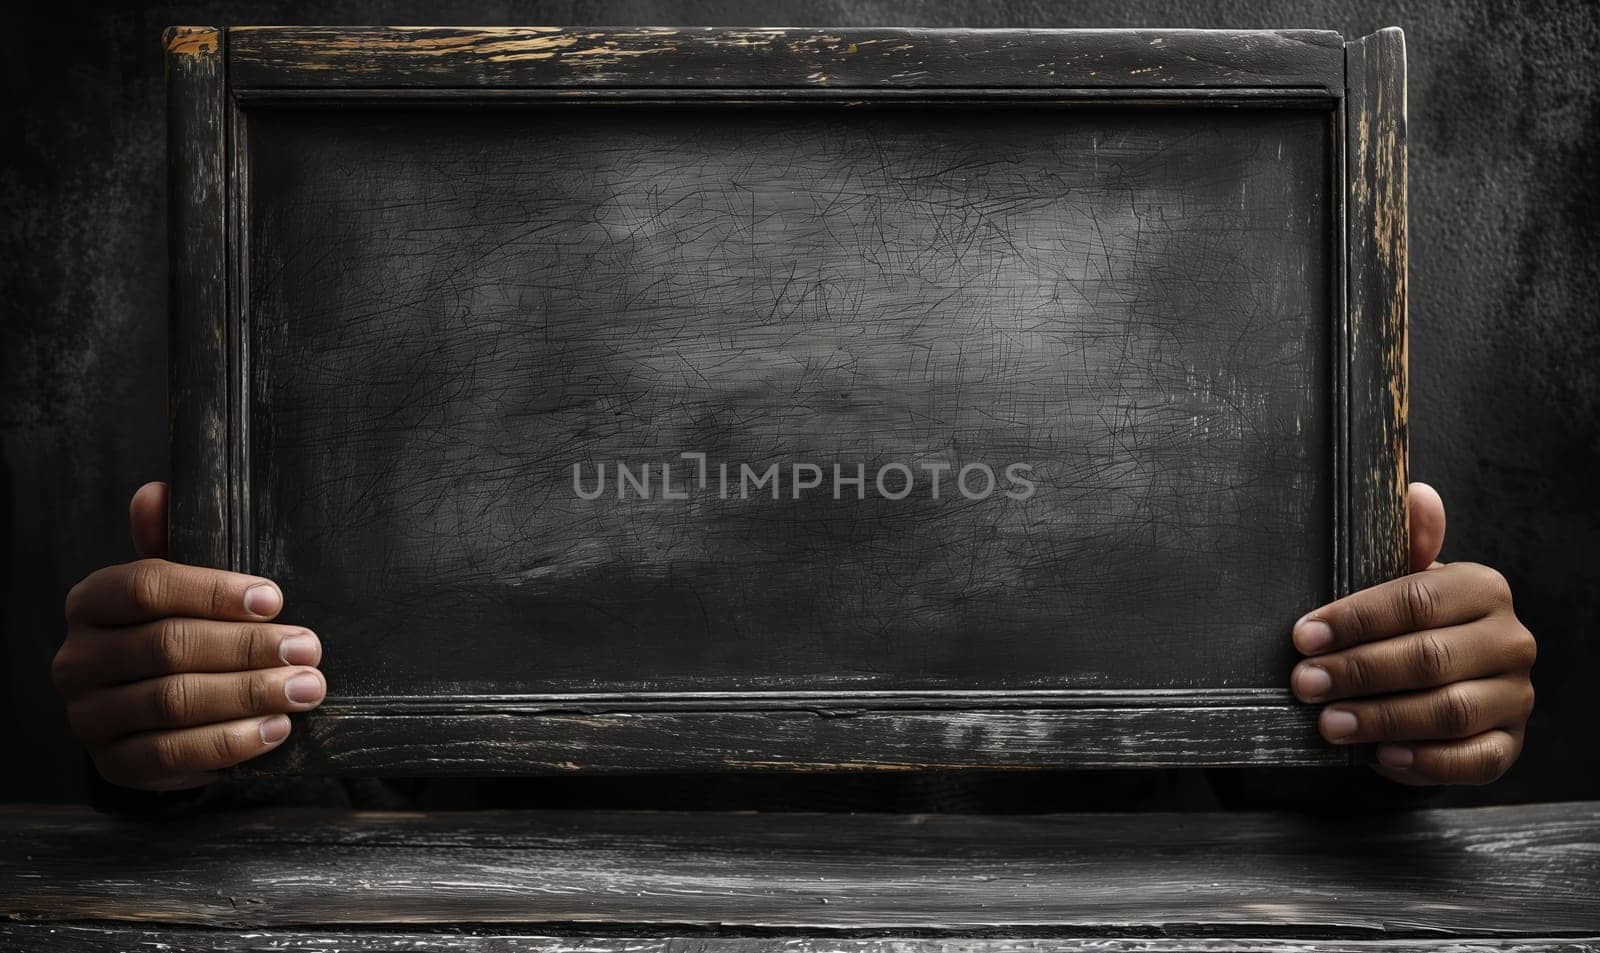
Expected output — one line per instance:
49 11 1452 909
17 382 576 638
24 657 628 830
167 27 1408 773
249 105 1332 695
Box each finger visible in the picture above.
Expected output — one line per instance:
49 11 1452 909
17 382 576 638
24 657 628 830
1291 618 1536 702
1293 562 1513 655
68 668 326 744
65 559 284 627
1408 481 1446 573
1375 728 1524 785
130 482 169 560
92 714 292 789
1316 675 1534 745
52 620 321 696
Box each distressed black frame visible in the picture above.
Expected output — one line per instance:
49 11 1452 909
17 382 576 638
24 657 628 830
166 26 1408 775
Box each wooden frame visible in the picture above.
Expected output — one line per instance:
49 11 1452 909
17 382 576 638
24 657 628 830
166 26 1407 776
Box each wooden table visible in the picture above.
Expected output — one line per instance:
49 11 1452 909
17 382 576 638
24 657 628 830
3 802 1598 950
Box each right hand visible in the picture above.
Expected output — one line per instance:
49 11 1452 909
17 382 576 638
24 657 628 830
53 482 326 790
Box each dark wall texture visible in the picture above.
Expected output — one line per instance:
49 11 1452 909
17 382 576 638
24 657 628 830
3 1 1596 805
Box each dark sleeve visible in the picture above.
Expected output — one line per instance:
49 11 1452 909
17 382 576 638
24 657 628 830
1205 765 1442 814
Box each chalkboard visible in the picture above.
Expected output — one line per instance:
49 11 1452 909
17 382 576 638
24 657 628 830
166 26 1408 774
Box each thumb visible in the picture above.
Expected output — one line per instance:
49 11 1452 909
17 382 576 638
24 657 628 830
1408 481 1446 572
129 482 170 560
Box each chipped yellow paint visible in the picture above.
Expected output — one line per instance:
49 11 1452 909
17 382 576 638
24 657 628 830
790 33 846 47
285 31 578 56
481 51 560 63
560 45 676 59
164 26 218 56
847 42 858 54
230 28 701 70
1350 35 1410 577
1365 75 1408 514
231 24 564 39
455 36 580 57
702 30 788 48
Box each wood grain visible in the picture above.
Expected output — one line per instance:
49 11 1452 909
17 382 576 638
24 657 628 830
227 27 1346 92
3 803 1598 935
1345 28 1410 592
165 26 230 570
4 927 1596 952
257 696 1341 775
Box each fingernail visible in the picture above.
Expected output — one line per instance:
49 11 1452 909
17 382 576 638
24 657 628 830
279 633 319 666
285 672 324 705
1322 708 1358 740
1293 664 1332 701
244 584 282 617
1294 616 1334 654
260 714 291 744
1378 743 1415 767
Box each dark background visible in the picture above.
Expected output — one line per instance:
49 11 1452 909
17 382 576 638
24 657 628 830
2 1 1595 805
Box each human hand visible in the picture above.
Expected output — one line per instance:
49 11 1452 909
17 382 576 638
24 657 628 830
1290 482 1536 785
53 482 325 790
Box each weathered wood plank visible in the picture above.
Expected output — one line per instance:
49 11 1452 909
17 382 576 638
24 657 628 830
254 701 1341 775
227 27 1346 91
3 926 1597 953
1345 28 1410 592
4 803 1598 934
164 26 230 569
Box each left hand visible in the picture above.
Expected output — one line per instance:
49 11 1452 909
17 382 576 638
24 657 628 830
1290 482 1536 785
